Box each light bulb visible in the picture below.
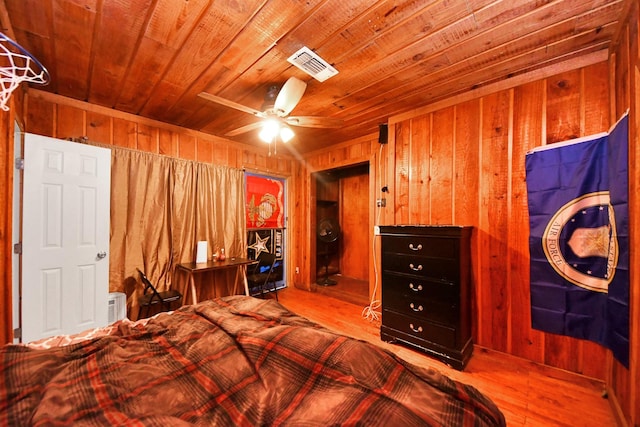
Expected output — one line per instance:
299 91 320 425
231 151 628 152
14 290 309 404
280 126 294 142
259 119 279 143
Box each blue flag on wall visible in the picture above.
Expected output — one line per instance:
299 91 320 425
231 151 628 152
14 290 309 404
525 112 629 367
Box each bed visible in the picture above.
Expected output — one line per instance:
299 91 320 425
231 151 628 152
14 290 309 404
0 296 505 426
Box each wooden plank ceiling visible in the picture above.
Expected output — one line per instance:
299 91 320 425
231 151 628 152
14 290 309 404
1 0 628 153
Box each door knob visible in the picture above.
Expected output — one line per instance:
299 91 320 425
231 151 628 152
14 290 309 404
96 251 107 259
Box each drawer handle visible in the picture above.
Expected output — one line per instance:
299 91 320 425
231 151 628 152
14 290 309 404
409 263 423 271
408 243 423 251
409 323 423 333
409 302 424 312
409 283 423 292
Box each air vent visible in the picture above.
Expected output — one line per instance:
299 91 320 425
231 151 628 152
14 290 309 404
287 47 338 82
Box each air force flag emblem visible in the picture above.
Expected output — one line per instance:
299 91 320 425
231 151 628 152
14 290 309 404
543 191 618 293
525 113 629 368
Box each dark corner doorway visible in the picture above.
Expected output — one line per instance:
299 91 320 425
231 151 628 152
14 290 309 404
313 162 369 306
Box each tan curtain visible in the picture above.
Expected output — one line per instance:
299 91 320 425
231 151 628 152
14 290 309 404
105 147 245 318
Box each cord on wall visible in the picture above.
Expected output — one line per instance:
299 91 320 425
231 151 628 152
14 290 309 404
362 142 386 322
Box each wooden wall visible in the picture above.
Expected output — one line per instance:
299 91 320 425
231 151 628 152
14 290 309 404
23 91 296 174
295 136 380 292
394 53 639 423
389 61 611 377
304 59 614 380
339 173 369 280
14 90 301 305
1 4 637 420
295 53 638 422
0 86 332 341
611 1 639 424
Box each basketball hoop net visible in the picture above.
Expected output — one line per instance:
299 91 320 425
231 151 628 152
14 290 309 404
0 32 50 111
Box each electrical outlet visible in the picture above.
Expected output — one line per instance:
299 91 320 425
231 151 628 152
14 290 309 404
374 225 380 235
295 266 300 274
376 198 386 207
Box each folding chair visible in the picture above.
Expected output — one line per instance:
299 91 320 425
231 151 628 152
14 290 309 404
137 268 183 318
246 253 279 300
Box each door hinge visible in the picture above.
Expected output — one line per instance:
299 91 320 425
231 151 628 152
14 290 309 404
15 158 24 170
13 242 22 254
13 327 21 340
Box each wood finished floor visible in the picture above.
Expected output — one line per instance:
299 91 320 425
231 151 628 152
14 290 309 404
273 284 618 427
309 274 370 307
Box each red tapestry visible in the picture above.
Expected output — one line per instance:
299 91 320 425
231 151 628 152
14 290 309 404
245 174 284 228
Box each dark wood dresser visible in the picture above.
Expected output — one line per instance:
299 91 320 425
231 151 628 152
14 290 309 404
379 225 473 370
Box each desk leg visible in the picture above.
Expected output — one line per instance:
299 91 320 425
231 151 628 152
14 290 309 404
232 265 250 296
189 273 198 305
175 268 198 306
242 265 250 296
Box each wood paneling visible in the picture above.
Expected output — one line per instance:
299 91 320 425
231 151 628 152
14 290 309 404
2 1 627 153
295 53 628 390
543 70 583 373
430 108 454 224
295 54 631 415
23 90 295 174
510 80 545 364
8 34 638 424
453 99 482 343
18 90 299 305
86 110 112 143
1 2 636 422
339 173 369 280
611 1 639 425
296 57 639 416
316 178 339 201
378 42 640 420
386 61 614 382
300 135 379 294
478 91 511 354
408 115 430 224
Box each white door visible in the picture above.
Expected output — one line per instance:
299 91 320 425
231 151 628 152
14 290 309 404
22 134 111 343
12 122 22 343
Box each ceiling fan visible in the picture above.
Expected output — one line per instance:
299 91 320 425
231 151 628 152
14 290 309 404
198 77 343 142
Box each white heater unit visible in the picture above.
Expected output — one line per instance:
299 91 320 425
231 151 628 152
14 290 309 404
108 292 127 323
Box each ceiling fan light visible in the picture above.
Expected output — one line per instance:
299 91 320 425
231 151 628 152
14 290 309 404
259 119 279 142
280 126 294 142
258 128 272 143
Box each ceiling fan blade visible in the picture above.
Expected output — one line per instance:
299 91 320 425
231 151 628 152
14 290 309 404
274 76 307 116
225 121 264 137
198 92 265 117
285 116 344 128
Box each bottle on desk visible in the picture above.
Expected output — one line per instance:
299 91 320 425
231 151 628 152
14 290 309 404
218 248 226 261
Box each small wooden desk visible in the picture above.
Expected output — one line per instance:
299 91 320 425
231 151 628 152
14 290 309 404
175 258 257 304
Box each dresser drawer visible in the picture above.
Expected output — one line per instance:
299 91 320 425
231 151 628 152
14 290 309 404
382 235 457 258
382 253 459 282
382 310 457 349
382 290 458 325
382 272 457 301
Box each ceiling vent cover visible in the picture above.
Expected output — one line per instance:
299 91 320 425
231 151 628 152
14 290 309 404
287 47 338 82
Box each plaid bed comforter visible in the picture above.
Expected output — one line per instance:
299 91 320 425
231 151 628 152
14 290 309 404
0 296 505 426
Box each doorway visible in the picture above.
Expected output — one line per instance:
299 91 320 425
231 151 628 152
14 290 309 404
245 173 287 296
312 162 369 306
